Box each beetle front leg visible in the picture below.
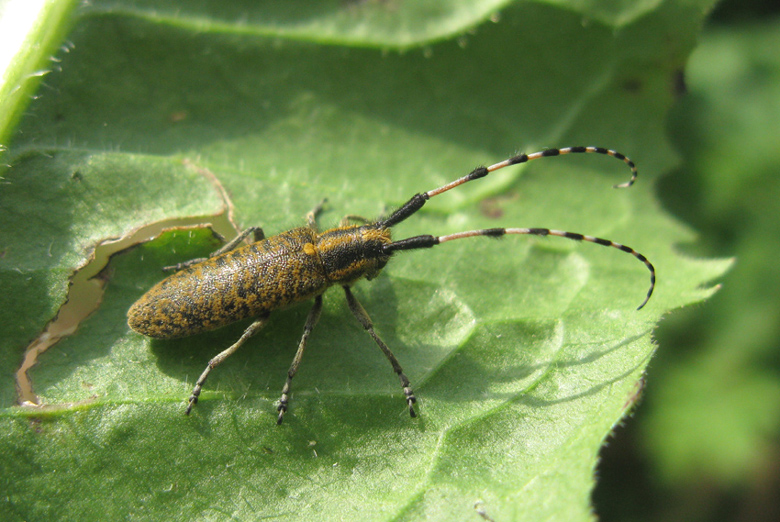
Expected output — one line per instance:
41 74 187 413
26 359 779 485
342 286 417 417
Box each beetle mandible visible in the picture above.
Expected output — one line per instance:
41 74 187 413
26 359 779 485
127 146 656 424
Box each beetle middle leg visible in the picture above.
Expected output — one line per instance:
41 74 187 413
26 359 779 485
164 226 266 272
186 314 270 414
277 295 324 424
343 285 417 417
306 199 329 231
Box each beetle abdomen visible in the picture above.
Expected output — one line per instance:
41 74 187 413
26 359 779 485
128 228 330 338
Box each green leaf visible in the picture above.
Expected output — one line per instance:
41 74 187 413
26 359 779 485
79 0 663 48
0 1 726 520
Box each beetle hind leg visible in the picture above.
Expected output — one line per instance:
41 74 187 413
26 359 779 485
186 315 270 414
164 226 265 272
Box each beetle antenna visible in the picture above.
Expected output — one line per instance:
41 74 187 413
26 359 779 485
379 147 653 310
379 147 636 228
384 227 655 310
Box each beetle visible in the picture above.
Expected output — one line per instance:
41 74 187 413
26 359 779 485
127 146 655 424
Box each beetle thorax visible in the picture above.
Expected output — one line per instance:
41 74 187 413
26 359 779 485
316 224 392 284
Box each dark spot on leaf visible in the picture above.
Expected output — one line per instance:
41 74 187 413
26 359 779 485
622 78 642 93
479 191 518 219
673 68 687 96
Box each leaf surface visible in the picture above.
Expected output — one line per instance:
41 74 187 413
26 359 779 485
0 1 726 520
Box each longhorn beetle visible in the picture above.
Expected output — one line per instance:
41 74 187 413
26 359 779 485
127 146 655 424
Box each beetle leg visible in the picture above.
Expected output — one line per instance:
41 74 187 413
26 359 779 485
342 286 417 418
186 314 270 414
339 214 370 227
277 295 324 424
252 228 265 242
207 225 265 256
164 226 265 272
306 199 328 231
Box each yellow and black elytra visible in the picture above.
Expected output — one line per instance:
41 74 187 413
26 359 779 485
127 146 656 424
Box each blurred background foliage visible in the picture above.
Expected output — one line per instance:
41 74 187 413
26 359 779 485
595 0 780 520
